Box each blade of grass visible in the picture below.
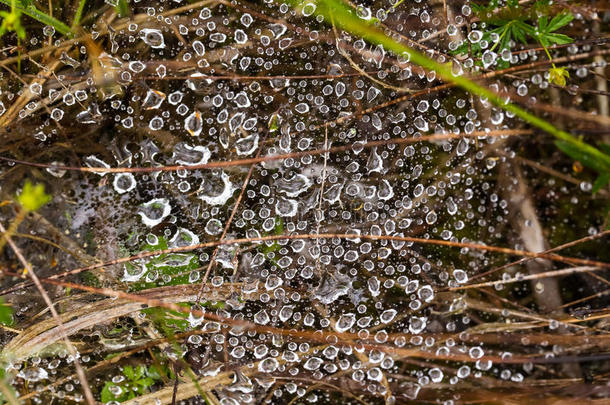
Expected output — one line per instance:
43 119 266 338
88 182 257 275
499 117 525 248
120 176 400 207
0 0 72 36
115 0 129 18
71 0 86 28
0 377 20 405
287 0 610 172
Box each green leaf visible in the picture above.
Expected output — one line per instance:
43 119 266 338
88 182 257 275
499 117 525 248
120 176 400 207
148 363 174 380
592 173 610 194
17 181 51 212
134 366 145 380
555 140 610 173
123 365 134 380
543 32 573 45
268 113 279 132
511 21 532 44
0 299 13 326
100 383 113 403
546 12 574 32
115 0 130 18
101 382 128 403
599 144 610 155
538 15 549 31
136 377 155 388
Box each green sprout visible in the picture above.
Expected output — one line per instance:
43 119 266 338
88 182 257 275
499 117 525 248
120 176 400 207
0 0 25 39
536 11 574 87
452 2 574 86
101 365 159 403
268 113 280 132
17 181 51 212
548 66 570 87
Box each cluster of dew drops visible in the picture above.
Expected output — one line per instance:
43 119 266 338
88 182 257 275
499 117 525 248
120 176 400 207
0 0 592 403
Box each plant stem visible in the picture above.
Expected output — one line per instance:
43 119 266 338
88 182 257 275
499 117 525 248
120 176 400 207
0 0 72 36
540 40 556 68
391 0 405 10
489 21 512 53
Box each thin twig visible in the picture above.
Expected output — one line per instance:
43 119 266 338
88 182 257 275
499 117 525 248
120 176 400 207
1 232 608 298
0 129 532 174
451 266 601 291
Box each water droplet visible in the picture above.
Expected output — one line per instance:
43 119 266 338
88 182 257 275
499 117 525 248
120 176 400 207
414 116 428 132
335 313 356 332
139 198 171 227
380 309 397 323
113 173 136 194
304 357 323 370
258 357 278 373
205 218 223 235
142 89 166 109
184 111 203 136
302 3 316 16
140 28 165 48
18 367 48 382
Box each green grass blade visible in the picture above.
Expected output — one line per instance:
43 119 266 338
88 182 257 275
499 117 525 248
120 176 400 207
115 0 129 18
71 0 86 28
287 0 610 172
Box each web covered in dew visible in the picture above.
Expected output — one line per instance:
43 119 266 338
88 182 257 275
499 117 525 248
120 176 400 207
0 0 608 404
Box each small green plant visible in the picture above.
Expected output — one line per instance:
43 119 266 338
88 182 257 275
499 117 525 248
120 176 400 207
453 1 574 85
100 365 161 403
17 181 51 212
0 180 51 252
0 0 25 39
142 305 191 333
0 0 72 36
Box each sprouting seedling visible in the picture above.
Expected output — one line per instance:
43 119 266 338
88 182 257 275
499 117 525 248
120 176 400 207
0 0 25 39
453 2 574 86
101 365 160 403
17 180 51 212
535 11 574 86
0 181 51 253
